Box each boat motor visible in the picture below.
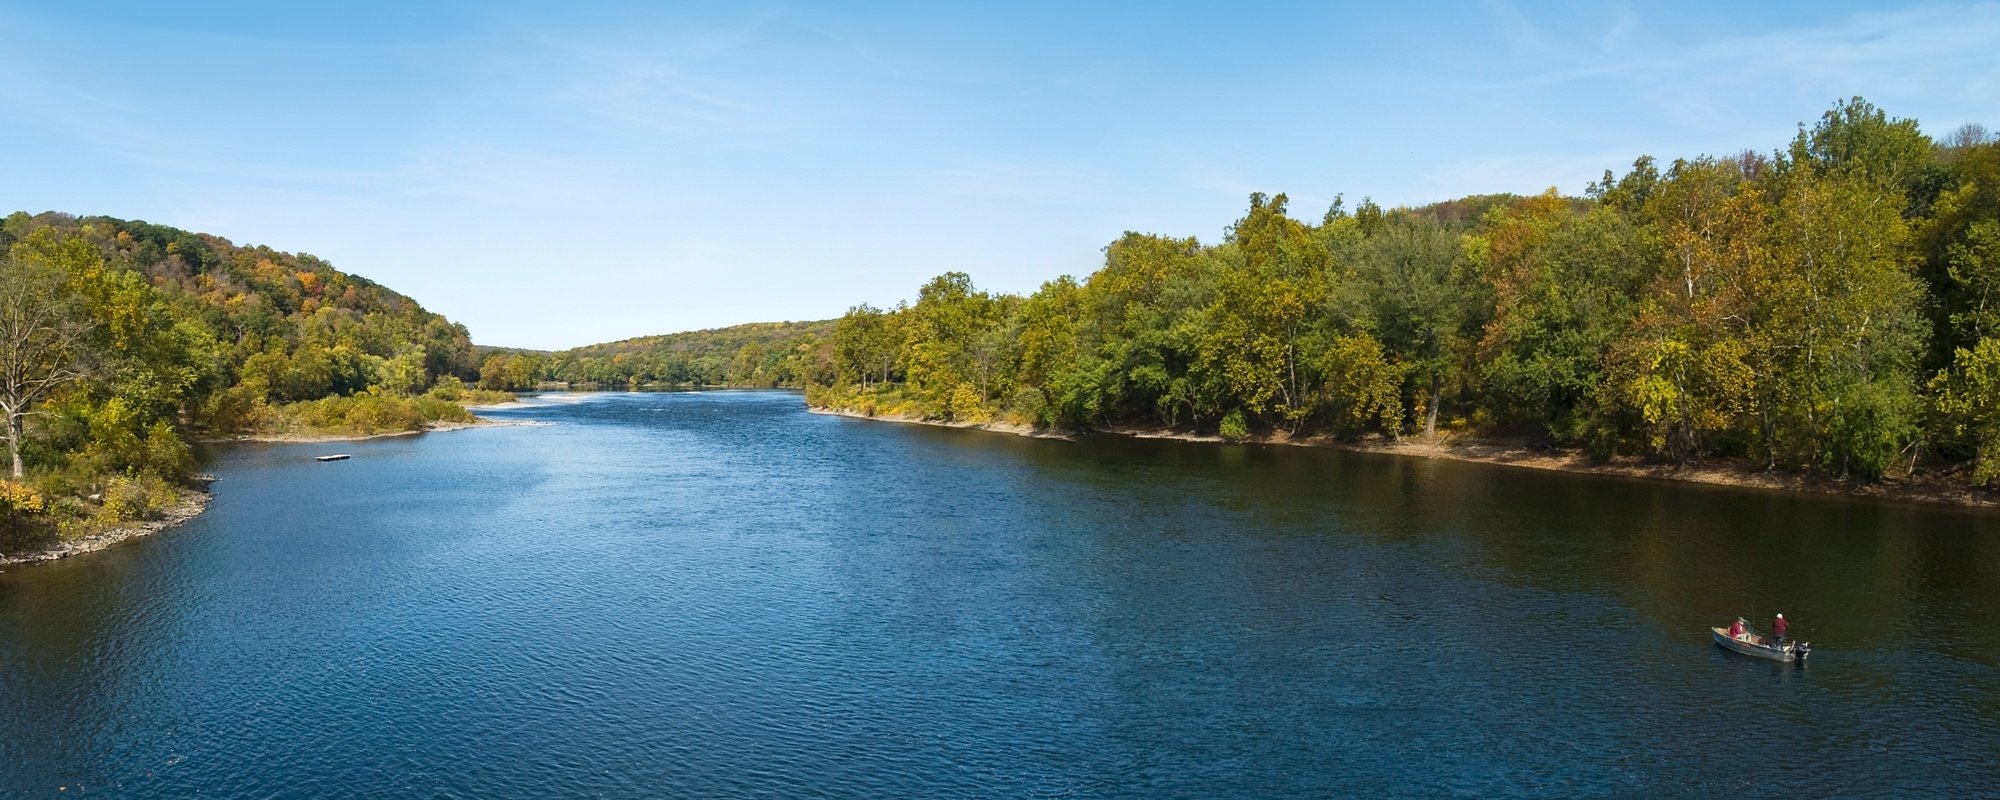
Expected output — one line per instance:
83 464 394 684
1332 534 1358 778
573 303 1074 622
1793 641 1811 662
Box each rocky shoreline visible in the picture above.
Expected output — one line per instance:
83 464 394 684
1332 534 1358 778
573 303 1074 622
0 487 213 569
202 416 537 445
811 405 2000 511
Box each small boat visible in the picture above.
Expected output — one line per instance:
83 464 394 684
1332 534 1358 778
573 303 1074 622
1712 626 1810 663
315 454 352 462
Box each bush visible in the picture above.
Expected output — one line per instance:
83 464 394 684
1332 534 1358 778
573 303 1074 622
0 480 47 517
428 375 467 401
1219 409 1250 440
945 384 991 423
142 420 195 480
1009 386 1050 427
101 474 178 521
425 382 513 406
0 482 55 550
271 391 478 436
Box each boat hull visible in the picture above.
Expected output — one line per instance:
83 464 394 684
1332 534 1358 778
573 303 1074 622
1712 627 1797 662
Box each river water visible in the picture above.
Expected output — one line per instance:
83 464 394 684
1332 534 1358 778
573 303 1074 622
2 391 1997 797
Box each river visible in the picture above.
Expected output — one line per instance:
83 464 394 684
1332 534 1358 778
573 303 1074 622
2 390 1997 797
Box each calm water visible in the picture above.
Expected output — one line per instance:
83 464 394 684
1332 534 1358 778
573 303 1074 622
3 391 1998 797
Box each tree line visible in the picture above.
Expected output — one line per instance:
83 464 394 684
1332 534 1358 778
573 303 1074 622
808 99 2000 484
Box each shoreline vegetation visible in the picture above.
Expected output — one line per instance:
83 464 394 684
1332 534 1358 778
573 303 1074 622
800 99 2000 508
0 210 510 562
0 485 211 568
811 405 2000 510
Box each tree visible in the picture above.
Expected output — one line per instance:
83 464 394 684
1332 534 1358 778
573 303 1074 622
1931 338 2000 485
1008 277 1086 426
379 344 430 396
834 304 895 389
478 353 514 390
901 272 1003 418
1613 157 1763 463
729 342 767 385
1759 166 1926 476
1317 333 1404 437
0 234 99 477
1345 217 1480 439
1789 97 1937 211
1479 201 1650 443
1081 232 1207 425
1199 193 1331 432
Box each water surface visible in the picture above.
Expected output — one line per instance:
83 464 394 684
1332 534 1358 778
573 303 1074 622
3 391 1997 797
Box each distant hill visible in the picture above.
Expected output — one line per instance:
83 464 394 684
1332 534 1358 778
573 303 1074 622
1 211 480 409
477 320 836 389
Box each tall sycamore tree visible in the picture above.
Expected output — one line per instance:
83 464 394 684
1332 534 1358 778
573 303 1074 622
0 233 101 478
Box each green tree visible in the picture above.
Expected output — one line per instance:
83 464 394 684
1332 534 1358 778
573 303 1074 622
1009 277 1087 426
0 236 98 477
729 342 767 385
901 272 1002 418
478 353 513 390
834 304 896 389
1345 217 1480 439
1479 200 1650 444
1932 338 2000 484
1760 166 1926 476
1198 193 1331 432
1080 232 1208 425
1789 96 1938 210
1612 157 1762 463
1317 333 1404 437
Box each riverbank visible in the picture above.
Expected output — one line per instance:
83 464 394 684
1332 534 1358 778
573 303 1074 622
813 405 2000 510
205 416 544 445
806 407 1076 440
0 486 213 569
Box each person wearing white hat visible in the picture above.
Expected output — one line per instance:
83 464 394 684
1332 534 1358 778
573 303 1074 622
1771 613 1789 645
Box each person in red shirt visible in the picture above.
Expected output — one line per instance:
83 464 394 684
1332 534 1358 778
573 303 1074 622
1772 613 1789 644
1728 618 1746 640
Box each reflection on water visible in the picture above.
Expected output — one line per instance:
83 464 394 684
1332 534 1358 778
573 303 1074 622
2 391 1997 797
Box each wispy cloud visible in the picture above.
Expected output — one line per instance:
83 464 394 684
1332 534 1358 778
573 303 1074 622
1480 0 1545 51
1478 3 2000 132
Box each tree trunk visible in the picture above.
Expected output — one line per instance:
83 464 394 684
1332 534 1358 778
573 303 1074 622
7 412 22 479
1425 376 1442 441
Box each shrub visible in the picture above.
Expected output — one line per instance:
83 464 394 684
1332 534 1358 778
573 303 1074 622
428 376 467 401
945 384 991 423
0 480 47 517
101 474 178 521
1219 409 1250 440
142 420 195 480
0 482 54 549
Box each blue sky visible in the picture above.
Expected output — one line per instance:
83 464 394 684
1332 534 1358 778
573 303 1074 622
1 2 1995 349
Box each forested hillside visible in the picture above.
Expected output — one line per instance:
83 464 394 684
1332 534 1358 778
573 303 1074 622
810 98 2000 484
0 212 497 543
478 320 834 390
